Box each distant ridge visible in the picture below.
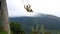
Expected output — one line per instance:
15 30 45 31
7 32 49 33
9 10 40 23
9 14 60 31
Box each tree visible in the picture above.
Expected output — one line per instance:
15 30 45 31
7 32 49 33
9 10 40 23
10 22 25 34
0 0 10 34
40 24 45 34
30 22 40 34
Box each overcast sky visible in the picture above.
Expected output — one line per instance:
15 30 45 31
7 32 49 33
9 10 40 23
6 0 60 17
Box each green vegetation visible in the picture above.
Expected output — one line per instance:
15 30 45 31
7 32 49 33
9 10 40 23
0 21 60 34
0 22 25 34
0 31 7 34
10 22 25 34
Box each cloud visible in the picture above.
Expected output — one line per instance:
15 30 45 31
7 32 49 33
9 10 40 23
6 0 60 17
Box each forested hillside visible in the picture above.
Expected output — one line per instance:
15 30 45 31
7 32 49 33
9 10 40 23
9 14 60 31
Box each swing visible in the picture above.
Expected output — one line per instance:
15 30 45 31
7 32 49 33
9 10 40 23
21 0 33 12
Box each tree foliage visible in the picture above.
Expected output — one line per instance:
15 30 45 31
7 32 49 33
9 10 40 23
0 22 25 34
10 22 25 34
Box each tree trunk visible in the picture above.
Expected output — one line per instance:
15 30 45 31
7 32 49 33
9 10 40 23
0 0 10 34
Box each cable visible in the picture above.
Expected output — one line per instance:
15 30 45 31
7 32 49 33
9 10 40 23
26 0 29 4
21 0 29 5
21 0 25 5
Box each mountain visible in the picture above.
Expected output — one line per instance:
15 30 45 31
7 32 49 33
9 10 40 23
9 14 60 31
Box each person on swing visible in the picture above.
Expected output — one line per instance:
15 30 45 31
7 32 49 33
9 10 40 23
24 4 33 12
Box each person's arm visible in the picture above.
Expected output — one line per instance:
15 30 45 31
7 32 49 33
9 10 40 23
28 4 31 8
24 5 26 9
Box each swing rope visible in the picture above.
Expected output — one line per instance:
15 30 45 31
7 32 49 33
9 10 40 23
21 0 25 5
21 0 33 12
21 0 29 5
26 0 29 4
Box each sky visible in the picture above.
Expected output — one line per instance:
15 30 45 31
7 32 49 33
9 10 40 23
6 0 60 17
